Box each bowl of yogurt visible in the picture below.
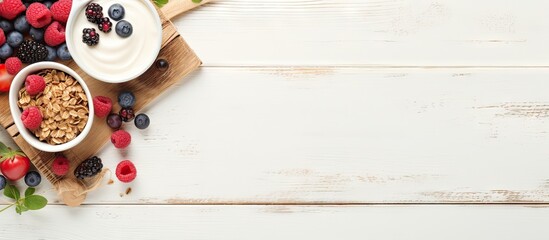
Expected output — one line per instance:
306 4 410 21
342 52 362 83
66 0 162 83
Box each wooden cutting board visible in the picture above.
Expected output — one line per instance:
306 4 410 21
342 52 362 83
0 0 212 206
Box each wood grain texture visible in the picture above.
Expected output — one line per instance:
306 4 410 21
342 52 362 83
2 67 548 204
172 0 549 66
1 205 549 239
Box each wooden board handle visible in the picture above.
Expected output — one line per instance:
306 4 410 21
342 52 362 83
160 0 213 20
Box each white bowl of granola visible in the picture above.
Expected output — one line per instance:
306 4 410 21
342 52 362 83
9 62 95 152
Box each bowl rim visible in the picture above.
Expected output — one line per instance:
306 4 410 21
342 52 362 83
65 0 163 83
9 62 95 153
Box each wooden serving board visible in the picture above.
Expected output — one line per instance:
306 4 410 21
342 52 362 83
0 0 211 206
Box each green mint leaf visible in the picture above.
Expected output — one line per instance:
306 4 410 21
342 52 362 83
24 195 47 210
192 0 202 3
154 0 169 7
15 205 22 215
4 185 20 200
25 188 35 197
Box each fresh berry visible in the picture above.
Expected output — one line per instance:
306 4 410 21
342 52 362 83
0 43 12 59
52 155 70 176
24 171 41 187
93 95 112 117
16 40 48 63
26 3 52 28
0 64 14 92
107 113 122 129
119 107 135 122
108 3 124 21
97 17 112 33
111 129 131 148
74 156 103 179
44 21 65 46
5 57 22 75
134 114 150 129
7 31 23 48
115 160 136 183
25 74 46 95
156 59 169 70
50 0 70 23
0 0 27 20
14 16 29 35
0 175 5 190
45 45 56 60
0 29 5 46
0 20 13 33
56 43 71 60
29 27 44 42
21 106 42 130
118 91 135 108
85 3 103 24
115 20 132 38
82 27 99 46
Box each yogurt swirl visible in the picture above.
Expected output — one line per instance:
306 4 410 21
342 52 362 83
69 0 162 82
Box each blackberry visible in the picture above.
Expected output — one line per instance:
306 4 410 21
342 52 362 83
85 3 103 24
16 40 48 63
74 156 103 179
97 17 112 33
82 28 99 46
119 107 135 122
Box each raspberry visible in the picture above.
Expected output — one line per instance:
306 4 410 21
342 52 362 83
5 57 22 75
93 96 112 118
50 0 71 23
25 74 46 95
0 29 5 46
21 106 42 130
111 130 131 149
52 155 70 176
0 0 26 20
116 160 137 183
44 21 65 47
26 3 52 28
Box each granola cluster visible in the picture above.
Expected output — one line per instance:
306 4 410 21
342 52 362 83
17 69 89 145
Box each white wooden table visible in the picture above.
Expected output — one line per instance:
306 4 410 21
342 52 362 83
2 0 549 238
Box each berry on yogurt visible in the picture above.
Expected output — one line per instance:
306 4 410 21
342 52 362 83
108 4 125 21
115 20 132 38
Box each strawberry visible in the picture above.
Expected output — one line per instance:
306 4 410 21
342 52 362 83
0 64 15 92
0 142 30 181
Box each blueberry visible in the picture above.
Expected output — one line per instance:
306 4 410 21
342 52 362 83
0 20 14 33
29 27 44 42
0 175 6 190
118 91 135 108
44 1 53 8
7 31 24 48
0 44 13 59
115 20 132 38
134 113 150 129
108 4 125 21
107 113 122 129
56 43 72 60
24 171 41 187
45 46 57 61
14 15 30 33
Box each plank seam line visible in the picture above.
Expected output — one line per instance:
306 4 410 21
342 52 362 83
10 203 549 206
198 65 549 69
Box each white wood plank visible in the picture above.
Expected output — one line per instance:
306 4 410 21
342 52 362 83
3 67 549 204
174 0 549 66
0 205 548 239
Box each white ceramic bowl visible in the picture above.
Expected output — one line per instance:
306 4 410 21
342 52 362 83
65 0 163 83
9 62 95 152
